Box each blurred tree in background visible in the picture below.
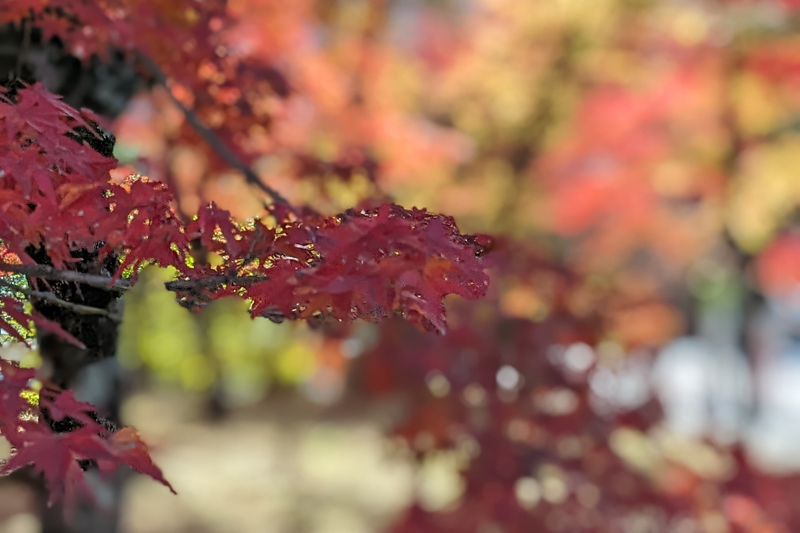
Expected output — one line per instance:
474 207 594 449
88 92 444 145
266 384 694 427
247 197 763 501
3 0 800 532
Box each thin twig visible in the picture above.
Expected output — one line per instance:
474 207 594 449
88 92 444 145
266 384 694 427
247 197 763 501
164 274 270 292
15 17 31 79
137 54 294 210
0 262 269 295
0 280 119 320
0 262 130 290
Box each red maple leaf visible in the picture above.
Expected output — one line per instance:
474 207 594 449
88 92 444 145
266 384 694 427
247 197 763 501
1 386 175 508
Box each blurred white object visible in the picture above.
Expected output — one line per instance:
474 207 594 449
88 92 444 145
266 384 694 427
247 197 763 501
745 292 800 472
653 336 751 444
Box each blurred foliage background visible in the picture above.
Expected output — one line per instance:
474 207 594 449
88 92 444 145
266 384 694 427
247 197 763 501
109 0 800 531
7 0 800 531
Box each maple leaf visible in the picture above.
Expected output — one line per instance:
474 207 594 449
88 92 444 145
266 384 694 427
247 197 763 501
1 424 103 508
0 386 175 508
106 427 175 494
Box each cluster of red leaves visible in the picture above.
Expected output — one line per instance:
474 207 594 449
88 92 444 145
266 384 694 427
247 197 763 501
0 359 173 509
0 83 488 329
0 0 291 179
236 204 490 333
0 82 488 502
0 0 228 88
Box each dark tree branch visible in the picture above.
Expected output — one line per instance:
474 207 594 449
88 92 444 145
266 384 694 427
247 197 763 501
164 273 270 292
137 54 295 211
0 261 269 298
0 279 121 320
0 262 131 290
